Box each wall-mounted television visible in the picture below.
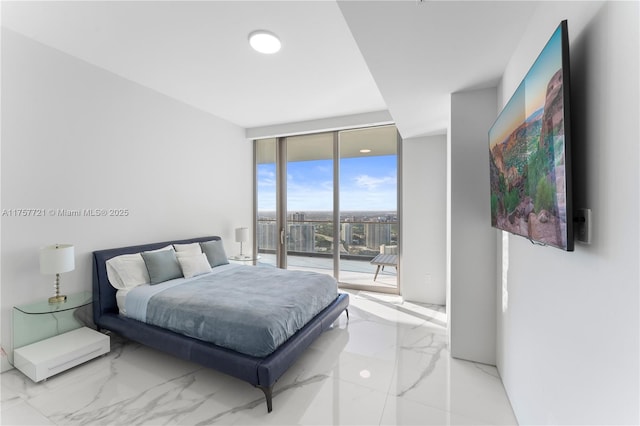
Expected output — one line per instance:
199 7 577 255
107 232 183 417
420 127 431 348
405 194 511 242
489 20 574 251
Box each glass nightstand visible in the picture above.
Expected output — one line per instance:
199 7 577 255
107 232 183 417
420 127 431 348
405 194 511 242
228 255 261 265
13 291 93 350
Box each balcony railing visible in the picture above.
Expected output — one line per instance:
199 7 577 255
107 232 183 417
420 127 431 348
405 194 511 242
256 219 398 290
256 219 398 261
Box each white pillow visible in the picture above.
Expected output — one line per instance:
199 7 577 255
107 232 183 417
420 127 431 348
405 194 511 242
175 250 196 259
173 242 202 254
177 253 212 278
106 245 172 290
106 253 149 290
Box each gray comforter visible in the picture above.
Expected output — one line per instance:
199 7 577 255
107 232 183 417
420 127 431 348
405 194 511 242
144 265 338 357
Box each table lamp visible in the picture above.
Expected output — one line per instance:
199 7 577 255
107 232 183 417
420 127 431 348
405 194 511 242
235 227 249 259
40 244 74 304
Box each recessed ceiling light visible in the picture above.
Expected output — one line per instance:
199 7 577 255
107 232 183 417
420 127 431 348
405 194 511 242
249 30 281 54
360 149 372 153
360 369 371 379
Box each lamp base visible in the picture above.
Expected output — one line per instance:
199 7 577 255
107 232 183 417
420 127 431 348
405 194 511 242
48 294 67 304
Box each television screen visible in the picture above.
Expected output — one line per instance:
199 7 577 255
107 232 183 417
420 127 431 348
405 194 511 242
489 20 574 251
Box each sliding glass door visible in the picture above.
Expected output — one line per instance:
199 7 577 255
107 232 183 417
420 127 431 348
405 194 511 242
338 126 399 290
255 125 400 293
255 138 278 267
285 133 335 275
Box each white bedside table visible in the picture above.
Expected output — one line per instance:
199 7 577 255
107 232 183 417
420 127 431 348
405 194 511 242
13 327 109 382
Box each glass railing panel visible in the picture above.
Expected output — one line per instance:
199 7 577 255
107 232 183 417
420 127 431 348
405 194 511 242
257 218 398 288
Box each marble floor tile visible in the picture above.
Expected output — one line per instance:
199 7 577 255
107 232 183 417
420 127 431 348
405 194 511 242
0 397 53 426
380 396 489 426
1 290 517 425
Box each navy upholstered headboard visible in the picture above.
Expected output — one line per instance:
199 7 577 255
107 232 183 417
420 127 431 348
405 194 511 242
92 236 221 326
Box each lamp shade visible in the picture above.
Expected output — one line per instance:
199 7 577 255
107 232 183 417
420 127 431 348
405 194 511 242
40 244 75 274
235 227 249 243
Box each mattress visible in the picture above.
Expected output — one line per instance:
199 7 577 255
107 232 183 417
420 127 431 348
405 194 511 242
121 264 338 357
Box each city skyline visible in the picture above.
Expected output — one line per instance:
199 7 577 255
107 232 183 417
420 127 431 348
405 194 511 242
257 220 397 256
257 210 398 219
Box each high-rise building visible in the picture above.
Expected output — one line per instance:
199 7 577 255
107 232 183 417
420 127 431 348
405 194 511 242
289 212 305 222
257 221 277 251
341 223 353 245
365 222 392 250
288 223 315 252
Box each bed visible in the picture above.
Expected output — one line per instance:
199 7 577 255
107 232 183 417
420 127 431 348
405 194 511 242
92 236 349 413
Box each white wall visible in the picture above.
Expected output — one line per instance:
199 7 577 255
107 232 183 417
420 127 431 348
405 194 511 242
401 135 447 304
449 87 498 365
496 2 639 424
0 29 252 368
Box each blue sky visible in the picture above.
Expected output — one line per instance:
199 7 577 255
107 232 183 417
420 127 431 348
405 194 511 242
257 155 397 212
489 23 562 148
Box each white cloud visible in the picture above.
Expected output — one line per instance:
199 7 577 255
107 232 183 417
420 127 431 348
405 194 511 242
354 174 397 190
257 168 276 187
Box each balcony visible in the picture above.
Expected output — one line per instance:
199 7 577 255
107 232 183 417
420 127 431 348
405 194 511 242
256 253 397 291
257 219 398 292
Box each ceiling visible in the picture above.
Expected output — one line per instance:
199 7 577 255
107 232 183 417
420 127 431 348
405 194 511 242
1 1 539 139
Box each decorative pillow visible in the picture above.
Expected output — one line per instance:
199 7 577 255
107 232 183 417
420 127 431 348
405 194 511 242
141 249 183 285
200 240 229 267
177 253 212 278
173 242 202 254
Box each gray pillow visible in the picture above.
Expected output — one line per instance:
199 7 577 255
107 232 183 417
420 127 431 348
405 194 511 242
200 240 229 267
141 249 183 284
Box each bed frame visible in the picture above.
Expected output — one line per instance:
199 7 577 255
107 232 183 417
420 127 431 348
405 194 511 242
92 236 349 413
